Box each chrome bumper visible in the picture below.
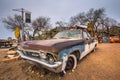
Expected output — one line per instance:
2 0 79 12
17 50 62 73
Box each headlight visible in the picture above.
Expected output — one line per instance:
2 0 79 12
39 52 47 59
17 46 23 50
47 54 55 64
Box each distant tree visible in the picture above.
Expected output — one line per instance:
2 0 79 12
56 21 68 27
102 17 117 36
42 27 60 39
2 14 23 31
89 8 105 34
109 26 120 36
8 37 12 41
49 27 61 38
56 21 68 31
2 14 31 41
32 16 51 38
70 12 86 26
70 8 105 36
96 16 119 37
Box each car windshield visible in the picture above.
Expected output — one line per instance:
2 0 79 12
53 30 82 39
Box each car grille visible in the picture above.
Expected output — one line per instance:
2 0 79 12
23 51 40 59
22 50 56 64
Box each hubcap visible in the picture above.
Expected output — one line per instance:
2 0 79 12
65 57 74 70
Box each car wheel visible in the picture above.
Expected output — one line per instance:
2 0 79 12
65 54 77 71
59 71 66 77
91 47 95 52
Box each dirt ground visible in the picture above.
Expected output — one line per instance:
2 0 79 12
0 43 120 80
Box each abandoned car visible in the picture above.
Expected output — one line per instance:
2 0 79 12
17 28 98 76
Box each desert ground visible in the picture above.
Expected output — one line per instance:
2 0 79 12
0 43 120 80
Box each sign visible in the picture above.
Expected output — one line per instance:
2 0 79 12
87 23 94 31
14 27 20 39
25 12 31 23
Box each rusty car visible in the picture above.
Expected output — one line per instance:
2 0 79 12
17 28 98 76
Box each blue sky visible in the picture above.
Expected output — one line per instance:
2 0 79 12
0 0 120 39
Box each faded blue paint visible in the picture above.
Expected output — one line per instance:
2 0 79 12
58 43 85 60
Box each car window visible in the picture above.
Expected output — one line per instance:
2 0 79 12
53 30 83 39
68 30 82 39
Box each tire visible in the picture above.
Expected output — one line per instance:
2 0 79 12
91 47 95 53
59 71 66 77
65 54 77 71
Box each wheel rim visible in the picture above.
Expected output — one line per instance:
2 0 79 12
65 57 75 70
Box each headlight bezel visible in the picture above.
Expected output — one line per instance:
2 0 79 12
39 52 47 59
38 50 56 64
46 53 55 64
17 46 23 50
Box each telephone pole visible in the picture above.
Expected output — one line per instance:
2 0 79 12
12 8 31 41
13 8 25 22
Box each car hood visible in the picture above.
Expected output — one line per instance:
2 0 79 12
19 39 84 53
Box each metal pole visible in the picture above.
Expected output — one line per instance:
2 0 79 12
21 8 24 41
21 8 24 22
13 8 31 41
13 8 24 41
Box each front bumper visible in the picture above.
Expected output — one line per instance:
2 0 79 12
17 50 62 73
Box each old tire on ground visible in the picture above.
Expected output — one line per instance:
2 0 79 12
65 54 77 71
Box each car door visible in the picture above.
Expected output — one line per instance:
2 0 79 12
82 31 92 57
86 32 95 50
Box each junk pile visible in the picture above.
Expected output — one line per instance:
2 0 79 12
2 46 20 62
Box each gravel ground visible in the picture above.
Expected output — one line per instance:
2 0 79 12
0 43 120 80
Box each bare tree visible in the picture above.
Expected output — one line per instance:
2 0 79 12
2 14 23 31
56 21 67 27
32 16 51 37
56 21 68 31
69 8 105 36
93 8 105 34
103 17 117 35
2 14 32 41
70 12 86 26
